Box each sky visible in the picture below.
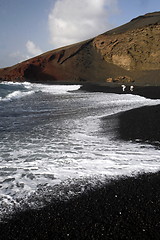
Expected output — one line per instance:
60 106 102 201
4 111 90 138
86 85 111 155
0 0 160 67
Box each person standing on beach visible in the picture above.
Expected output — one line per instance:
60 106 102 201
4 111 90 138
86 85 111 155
130 86 134 91
121 85 126 92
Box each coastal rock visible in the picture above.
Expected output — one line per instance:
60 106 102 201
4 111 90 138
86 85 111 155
1 11 160 86
105 75 134 83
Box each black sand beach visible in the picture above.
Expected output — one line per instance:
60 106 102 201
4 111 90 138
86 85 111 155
80 84 160 99
119 104 160 143
1 171 160 240
102 103 160 144
1 100 160 240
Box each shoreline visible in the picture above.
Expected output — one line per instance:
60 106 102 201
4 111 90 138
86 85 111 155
1 80 160 99
20 81 160 100
1 104 160 239
1 171 160 239
101 104 160 144
119 104 160 143
80 84 160 99
1 82 160 239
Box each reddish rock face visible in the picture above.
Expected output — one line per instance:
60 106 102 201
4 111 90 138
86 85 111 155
1 11 160 86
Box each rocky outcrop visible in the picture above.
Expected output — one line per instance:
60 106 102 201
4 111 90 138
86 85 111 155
105 75 134 83
1 11 160 86
93 24 160 71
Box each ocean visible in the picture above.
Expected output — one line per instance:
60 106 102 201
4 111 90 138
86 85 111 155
0 81 160 221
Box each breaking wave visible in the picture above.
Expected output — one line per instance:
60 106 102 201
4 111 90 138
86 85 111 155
0 81 81 101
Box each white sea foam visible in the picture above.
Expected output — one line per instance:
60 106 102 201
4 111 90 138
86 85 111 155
32 83 81 94
0 85 160 219
3 90 35 101
0 81 30 86
0 82 81 101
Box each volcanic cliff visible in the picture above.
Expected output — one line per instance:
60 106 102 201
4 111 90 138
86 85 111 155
1 11 160 86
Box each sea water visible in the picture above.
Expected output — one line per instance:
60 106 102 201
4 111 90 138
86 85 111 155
0 81 160 220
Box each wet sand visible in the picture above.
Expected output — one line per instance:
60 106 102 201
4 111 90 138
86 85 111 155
80 84 160 99
1 171 160 240
1 88 160 240
119 104 160 143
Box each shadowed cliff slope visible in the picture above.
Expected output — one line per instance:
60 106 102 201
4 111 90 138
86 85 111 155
1 11 160 86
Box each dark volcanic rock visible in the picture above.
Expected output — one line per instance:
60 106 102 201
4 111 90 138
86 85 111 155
1 11 160 86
